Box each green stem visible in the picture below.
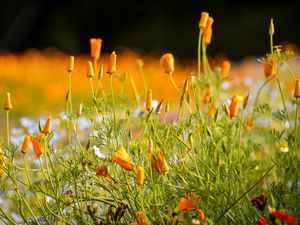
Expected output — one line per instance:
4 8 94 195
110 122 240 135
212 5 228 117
89 78 94 98
109 74 116 129
129 73 141 106
6 111 9 146
295 99 298 151
276 76 292 127
169 72 179 93
197 29 202 80
251 75 275 119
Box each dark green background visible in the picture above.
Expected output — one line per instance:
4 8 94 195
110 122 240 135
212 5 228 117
0 0 299 60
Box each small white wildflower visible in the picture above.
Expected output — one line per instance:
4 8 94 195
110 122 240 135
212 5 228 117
280 146 289 153
93 146 107 159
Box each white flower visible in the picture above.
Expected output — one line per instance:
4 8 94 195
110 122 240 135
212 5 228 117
280 146 289 153
93 146 107 159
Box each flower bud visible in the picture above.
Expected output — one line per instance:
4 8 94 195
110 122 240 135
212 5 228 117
107 51 117 74
160 53 174 73
21 135 30 154
3 92 12 111
67 56 74 72
87 61 95 78
199 12 209 29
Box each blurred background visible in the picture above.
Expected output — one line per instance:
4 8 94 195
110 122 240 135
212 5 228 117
0 0 299 60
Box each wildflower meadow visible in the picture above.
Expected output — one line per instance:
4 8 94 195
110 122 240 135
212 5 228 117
0 12 299 225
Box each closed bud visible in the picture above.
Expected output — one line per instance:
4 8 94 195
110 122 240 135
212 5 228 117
42 117 52 134
220 60 231 78
77 103 83 117
294 79 300 98
160 53 174 73
3 92 12 111
87 61 95 78
229 94 244 118
21 135 30 154
31 136 44 157
107 51 117 74
269 18 274 36
137 211 148 225
136 166 145 185
199 12 209 29
165 101 170 113
155 99 164 114
90 38 102 61
67 56 74 72
243 92 251 109
204 27 213 45
148 137 153 154
203 16 214 34
146 89 153 111
183 79 189 92
223 103 230 116
264 56 275 78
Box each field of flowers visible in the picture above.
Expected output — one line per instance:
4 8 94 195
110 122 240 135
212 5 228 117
0 12 299 225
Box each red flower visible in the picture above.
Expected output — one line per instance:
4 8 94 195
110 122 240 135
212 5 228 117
271 211 297 224
256 217 268 225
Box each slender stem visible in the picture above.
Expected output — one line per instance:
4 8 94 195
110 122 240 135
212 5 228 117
169 72 179 93
294 99 298 150
6 111 9 146
138 61 148 95
89 78 94 98
276 76 291 127
215 164 274 224
68 71 73 112
129 73 141 106
109 74 116 128
251 75 275 119
197 29 202 80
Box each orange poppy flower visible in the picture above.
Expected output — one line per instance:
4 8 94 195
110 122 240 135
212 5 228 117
229 94 244 118
31 136 44 157
21 135 30 154
245 116 252 131
112 147 134 171
150 151 169 173
264 56 276 77
137 211 148 225
160 53 174 73
107 51 117 74
3 92 12 111
177 197 195 211
96 165 110 178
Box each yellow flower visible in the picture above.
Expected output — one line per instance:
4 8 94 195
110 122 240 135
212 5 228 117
107 51 117 74
294 79 300 98
42 116 52 134
3 92 12 111
199 12 209 29
146 89 152 111
229 94 244 118
160 53 174 73
112 147 134 171
31 136 44 157
136 166 145 185
90 38 102 61
21 135 30 154
137 211 147 225
87 61 95 78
